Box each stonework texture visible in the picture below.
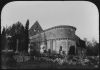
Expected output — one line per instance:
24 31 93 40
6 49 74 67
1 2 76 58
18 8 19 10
29 25 79 55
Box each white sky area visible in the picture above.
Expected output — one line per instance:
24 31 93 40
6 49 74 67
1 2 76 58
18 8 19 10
1 1 99 42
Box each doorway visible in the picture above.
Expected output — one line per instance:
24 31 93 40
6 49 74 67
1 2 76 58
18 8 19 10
68 46 75 55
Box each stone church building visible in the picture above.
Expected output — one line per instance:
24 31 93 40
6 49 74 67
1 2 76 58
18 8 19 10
29 21 85 55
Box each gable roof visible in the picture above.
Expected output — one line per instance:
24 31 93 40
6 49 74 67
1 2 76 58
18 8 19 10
76 38 86 48
29 21 43 37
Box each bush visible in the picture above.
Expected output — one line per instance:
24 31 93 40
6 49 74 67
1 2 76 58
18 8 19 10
2 52 17 67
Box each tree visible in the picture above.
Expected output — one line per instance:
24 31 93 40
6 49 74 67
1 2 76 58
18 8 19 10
91 39 99 56
91 38 98 47
4 22 25 52
24 19 29 53
84 38 99 56
1 27 7 50
1 27 6 36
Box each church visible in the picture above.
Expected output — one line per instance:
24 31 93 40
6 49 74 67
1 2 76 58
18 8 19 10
29 21 86 55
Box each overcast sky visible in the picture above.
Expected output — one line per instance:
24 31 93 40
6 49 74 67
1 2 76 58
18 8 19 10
1 1 99 42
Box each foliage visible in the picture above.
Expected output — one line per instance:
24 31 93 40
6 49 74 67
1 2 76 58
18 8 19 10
1 20 30 53
86 43 99 56
13 52 30 63
29 54 99 68
24 19 29 53
1 52 17 67
83 38 99 56
1 27 7 50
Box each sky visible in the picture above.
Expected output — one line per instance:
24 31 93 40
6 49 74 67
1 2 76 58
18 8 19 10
1 1 99 42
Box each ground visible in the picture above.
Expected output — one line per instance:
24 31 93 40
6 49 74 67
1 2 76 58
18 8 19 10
1 51 99 69
2 61 97 69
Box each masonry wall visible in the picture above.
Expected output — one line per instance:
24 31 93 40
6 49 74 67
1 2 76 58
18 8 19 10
46 39 76 55
30 26 78 54
44 27 76 40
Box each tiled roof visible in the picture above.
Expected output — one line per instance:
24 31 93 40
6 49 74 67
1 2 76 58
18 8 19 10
44 25 76 32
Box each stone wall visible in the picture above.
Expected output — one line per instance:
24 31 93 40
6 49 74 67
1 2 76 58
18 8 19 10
44 27 76 40
29 25 79 54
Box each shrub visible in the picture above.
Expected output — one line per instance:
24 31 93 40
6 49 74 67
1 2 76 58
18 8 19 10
3 52 17 67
